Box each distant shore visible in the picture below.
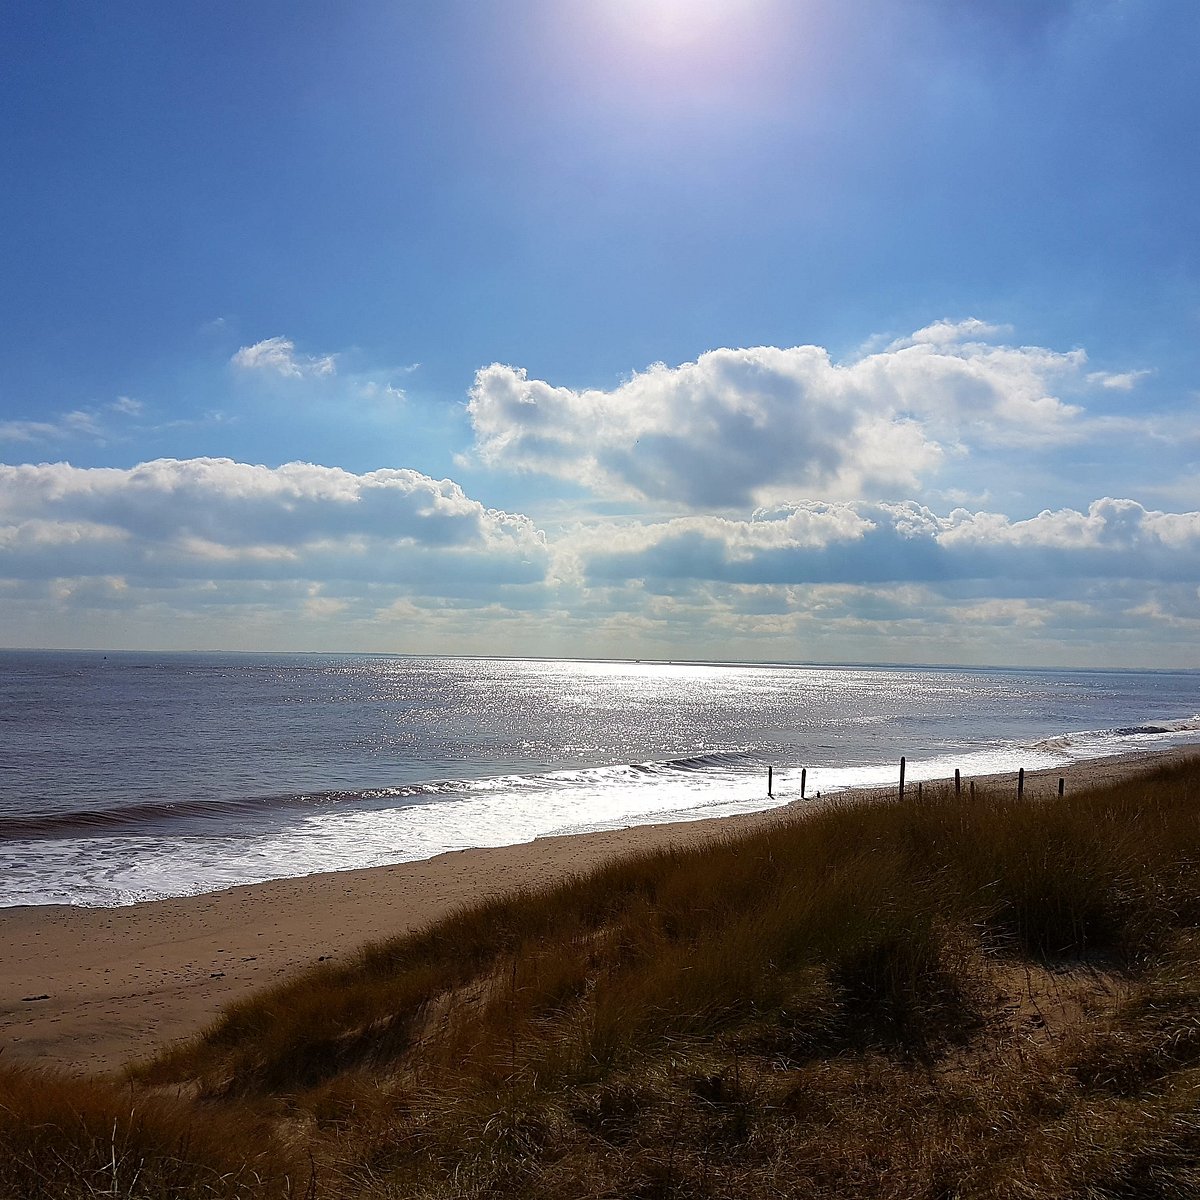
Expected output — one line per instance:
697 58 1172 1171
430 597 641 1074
2 744 1197 1075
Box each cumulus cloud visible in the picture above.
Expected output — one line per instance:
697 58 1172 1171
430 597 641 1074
1 458 1193 663
231 336 337 379
575 497 1200 588
468 322 1100 508
0 458 547 587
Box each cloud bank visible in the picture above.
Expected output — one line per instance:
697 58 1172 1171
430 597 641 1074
468 321 1094 508
0 458 546 586
573 499 1200 588
1 322 1192 666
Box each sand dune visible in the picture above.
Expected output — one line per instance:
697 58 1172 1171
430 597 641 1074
2 747 1195 1075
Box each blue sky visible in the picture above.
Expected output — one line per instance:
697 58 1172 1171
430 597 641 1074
1 0 1198 667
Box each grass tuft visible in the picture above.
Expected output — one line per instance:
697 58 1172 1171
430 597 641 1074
0 1063 296 1198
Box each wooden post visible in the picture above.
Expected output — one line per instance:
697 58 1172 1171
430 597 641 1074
917 781 922 801
1058 777 1065 797
899 756 906 801
768 766 773 797
1018 767 1025 800
954 768 961 796
970 780 975 800
801 768 806 799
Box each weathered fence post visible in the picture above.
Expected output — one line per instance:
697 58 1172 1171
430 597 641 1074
955 768 961 796
1058 777 1065 797
899 756 906 801
801 767 807 799
917 781 923 801
970 780 975 800
768 766 773 797
1018 767 1025 801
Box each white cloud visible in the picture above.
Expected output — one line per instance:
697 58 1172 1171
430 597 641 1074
898 318 1011 347
1 468 1195 664
358 380 406 403
951 599 1042 626
0 519 130 550
0 419 71 443
0 458 547 588
941 498 1200 552
1086 368 1153 390
0 401 141 446
573 497 1200 589
231 336 337 379
468 324 1098 509
556 503 875 583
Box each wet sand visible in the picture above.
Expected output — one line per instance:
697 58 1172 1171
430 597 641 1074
2 746 1195 1075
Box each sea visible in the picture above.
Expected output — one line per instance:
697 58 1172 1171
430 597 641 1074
1 650 1197 908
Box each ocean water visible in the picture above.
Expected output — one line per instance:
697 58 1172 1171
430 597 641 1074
1 650 1197 908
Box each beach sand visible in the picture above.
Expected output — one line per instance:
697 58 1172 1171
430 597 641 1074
3 746 1196 1076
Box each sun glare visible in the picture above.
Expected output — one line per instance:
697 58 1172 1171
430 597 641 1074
597 0 766 51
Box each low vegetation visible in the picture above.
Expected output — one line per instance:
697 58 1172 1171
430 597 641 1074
3 759 1198 1198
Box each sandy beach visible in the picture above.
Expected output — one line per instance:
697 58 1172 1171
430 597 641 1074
3 746 1196 1076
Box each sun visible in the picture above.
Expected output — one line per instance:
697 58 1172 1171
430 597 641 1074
596 0 767 51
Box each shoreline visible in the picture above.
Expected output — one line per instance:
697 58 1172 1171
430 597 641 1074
2 745 1197 1075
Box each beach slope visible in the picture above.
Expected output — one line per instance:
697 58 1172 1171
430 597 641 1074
2 747 1195 1073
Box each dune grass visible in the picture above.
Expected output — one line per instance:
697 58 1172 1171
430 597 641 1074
4 758 1199 1197
0 1065 295 1198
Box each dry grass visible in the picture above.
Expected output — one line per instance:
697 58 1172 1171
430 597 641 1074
6 758 1199 1197
0 1064 298 1198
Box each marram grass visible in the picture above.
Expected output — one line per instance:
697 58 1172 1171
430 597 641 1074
4 759 1198 1198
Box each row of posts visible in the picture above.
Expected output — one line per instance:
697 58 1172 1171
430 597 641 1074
768 759 1066 801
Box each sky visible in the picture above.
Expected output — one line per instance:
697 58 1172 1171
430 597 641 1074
1 0 1198 668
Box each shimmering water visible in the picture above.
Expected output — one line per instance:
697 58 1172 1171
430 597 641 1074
1 651 1197 906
